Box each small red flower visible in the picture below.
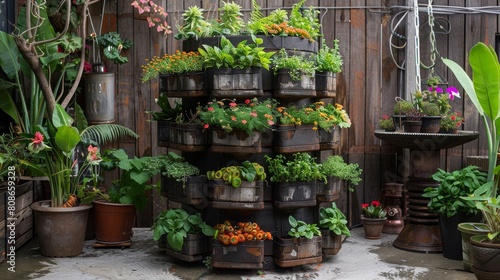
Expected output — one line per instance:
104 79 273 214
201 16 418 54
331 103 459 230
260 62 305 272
361 203 369 208
208 107 214 111
32 132 44 144
203 124 209 129
371 200 381 207
229 102 237 107
245 99 250 104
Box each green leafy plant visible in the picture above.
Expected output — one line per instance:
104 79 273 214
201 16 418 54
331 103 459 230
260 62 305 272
288 0 320 40
421 102 440 116
151 208 215 252
161 152 200 186
423 166 486 218
378 114 395 130
314 39 343 73
319 202 351 237
319 155 362 189
287 215 321 239
210 1 245 36
277 102 351 131
93 32 133 65
265 153 326 183
174 6 209 40
198 98 278 135
0 133 32 182
361 200 387 218
100 149 167 210
198 35 274 70
443 42 500 242
272 48 316 81
146 94 183 121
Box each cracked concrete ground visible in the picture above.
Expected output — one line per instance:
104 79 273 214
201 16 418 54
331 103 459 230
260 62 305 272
1 227 475 280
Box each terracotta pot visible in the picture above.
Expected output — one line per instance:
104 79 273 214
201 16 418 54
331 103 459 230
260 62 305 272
420 116 442 133
93 200 135 243
360 216 387 239
471 235 500 280
31 200 92 257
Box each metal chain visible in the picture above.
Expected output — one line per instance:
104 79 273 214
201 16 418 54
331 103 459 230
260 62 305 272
420 0 437 72
414 0 421 93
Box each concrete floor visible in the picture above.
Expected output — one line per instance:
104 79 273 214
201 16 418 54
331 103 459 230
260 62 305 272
2 227 475 280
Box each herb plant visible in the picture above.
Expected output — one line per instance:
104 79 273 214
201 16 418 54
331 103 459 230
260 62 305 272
423 166 486 218
265 153 326 183
272 49 316 81
314 39 343 73
319 155 362 188
161 152 200 185
141 51 204 82
288 215 321 239
210 1 245 36
319 202 351 236
151 208 215 252
174 6 209 40
146 94 182 121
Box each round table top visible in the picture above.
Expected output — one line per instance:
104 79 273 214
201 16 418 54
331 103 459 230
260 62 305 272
374 130 480 150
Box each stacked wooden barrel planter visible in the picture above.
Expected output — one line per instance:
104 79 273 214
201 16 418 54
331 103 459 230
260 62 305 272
158 35 343 270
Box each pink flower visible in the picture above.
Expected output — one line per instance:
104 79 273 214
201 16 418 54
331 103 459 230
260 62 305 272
268 120 275 125
32 132 44 144
28 132 47 153
231 116 237 121
241 120 247 124
245 99 251 104
229 102 237 108
203 124 209 129
208 107 214 111
446 86 461 100
250 112 257 117
86 145 102 163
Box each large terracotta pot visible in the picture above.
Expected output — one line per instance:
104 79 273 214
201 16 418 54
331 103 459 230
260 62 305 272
360 216 387 239
93 200 135 244
31 200 92 257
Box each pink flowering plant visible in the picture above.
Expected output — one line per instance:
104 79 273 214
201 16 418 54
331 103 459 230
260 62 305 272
413 77 461 115
361 200 387 218
131 0 171 35
197 98 278 135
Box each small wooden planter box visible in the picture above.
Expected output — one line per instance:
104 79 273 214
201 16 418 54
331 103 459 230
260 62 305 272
211 129 262 154
273 69 316 99
209 180 264 210
317 176 342 202
273 181 317 209
208 68 263 98
157 121 170 147
273 236 322 267
159 72 206 97
166 233 208 262
315 71 337 97
161 175 208 207
320 229 343 255
274 124 320 153
319 127 341 150
169 123 207 152
211 239 265 269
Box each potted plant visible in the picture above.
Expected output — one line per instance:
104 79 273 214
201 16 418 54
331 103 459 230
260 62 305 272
439 111 464 134
392 98 413 130
402 107 424 133
160 152 206 206
168 108 207 152
198 35 274 97
314 39 343 97
141 50 205 97
92 149 167 244
274 215 322 267
360 200 387 239
422 166 486 260
151 208 214 261
420 102 442 133
444 43 500 279
198 98 277 153
319 202 350 255
265 153 325 209
146 94 182 147
272 48 317 98
317 155 362 202
378 114 396 132
174 5 209 50
208 1 245 37
206 161 266 209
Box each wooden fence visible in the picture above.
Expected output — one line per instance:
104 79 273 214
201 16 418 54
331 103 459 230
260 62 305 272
85 0 498 226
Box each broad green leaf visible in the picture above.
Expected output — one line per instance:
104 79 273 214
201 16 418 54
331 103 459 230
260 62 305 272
0 32 21 79
54 125 80 153
52 104 74 128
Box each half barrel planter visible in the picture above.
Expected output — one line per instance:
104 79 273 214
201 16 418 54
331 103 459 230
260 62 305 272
211 239 265 269
161 175 208 207
320 229 343 255
169 123 207 152
209 179 265 210
319 127 341 150
207 67 263 98
274 124 320 153
315 71 337 98
211 129 263 154
273 236 322 267
166 233 208 262
159 72 206 97
274 69 316 99
273 181 317 209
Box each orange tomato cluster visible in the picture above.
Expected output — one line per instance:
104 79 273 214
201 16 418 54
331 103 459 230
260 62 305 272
214 220 273 246
264 22 313 41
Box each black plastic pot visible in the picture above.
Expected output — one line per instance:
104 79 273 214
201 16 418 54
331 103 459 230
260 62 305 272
439 212 481 260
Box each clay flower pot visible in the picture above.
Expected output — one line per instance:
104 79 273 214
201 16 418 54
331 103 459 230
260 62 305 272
360 216 387 239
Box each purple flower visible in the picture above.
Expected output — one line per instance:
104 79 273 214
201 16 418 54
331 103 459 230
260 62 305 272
446 86 461 100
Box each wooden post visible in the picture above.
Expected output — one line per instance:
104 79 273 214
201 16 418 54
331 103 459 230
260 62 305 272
405 0 418 100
